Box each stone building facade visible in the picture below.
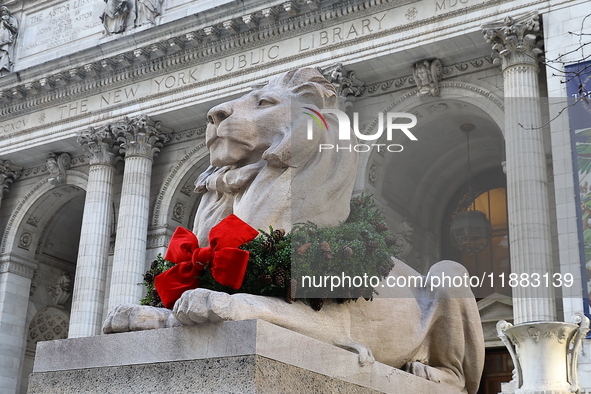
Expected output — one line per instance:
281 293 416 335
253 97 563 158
0 0 589 393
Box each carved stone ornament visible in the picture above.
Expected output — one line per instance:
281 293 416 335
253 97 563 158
482 11 544 70
101 0 164 34
0 6 18 77
101 0 131 34
412 59 442 97
497 314 590 393
0 158 22 199
77 125 122 166
46 153 71 186
316 63 364 98
47 271 72 307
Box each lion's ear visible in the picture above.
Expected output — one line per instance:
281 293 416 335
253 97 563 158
291 82 337 109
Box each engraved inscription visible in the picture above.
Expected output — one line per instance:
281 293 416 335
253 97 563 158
21 1 103 58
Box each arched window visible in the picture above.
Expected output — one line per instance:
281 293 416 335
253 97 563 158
441 167 510 297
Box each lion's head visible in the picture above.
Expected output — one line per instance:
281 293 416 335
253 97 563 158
193 68 358 244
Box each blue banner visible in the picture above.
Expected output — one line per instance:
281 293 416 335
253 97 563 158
567 60 591 321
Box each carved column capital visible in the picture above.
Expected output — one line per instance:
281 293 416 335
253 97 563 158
77 126 122 166
0 159 22 198
112 115 171 159
482 11 543 71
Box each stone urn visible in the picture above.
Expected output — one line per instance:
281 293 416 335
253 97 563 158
497 313 590 394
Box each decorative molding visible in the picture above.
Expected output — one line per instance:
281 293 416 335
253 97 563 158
0 254 38 279
147 226 173 249
364 81 504 138
363 56 496 97
19 155 86 179
151 141 206 227
482 11 543 71
172 125 206 142
27 306 69 347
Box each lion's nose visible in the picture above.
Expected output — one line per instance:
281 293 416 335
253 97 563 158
207 105 232 125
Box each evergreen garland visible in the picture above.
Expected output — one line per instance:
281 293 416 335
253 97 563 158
140 195 397 310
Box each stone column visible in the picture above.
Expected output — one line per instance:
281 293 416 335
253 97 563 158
68 127 120 338
0 254 37 393
483 12 556 324
0 159 22 209
107 115 169 310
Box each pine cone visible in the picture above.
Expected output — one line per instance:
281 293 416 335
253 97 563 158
366 240 380 253
310 298 326 311
340 245 353 259
286 278 297 303
272 229 286 240
144 271 154 282
273 268 287 287
261 239 276 253
374 222 388 232
385 235 396 246
297 243 312 255
320 241 331 252
150 259 159 271
259 274 273 286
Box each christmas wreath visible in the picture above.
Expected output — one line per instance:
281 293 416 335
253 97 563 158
140 195 397 311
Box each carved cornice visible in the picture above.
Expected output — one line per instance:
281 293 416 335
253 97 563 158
19 155 86 179
0 254 38 279
0 0 411 116
77 125 123 166
362 55 496 97
112 114 171 159
482 11 543 71
0 0 547 127
0 159 22 198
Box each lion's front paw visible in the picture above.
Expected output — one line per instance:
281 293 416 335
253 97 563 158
172 288 240 325
405 361 444 383
102 304 177 334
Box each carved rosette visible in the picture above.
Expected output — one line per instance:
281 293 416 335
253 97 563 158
77 125 122 166
497 314 590 393
113 115 170 160
0 159 22 199
482 12 544 71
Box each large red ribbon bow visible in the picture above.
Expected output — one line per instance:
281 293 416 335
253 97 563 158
154 214 259 309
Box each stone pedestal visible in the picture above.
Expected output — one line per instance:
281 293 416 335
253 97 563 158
28 319 459 394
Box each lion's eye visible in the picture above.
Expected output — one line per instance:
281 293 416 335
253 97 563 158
258 98 275 107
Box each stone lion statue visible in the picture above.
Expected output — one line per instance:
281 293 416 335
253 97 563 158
104 68 484 394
